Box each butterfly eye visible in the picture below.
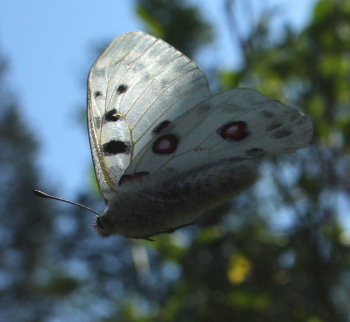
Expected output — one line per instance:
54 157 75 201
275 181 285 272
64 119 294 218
95 217 105 229
94 216 111 237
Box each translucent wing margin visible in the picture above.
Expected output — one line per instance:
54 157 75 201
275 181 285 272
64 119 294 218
88 31 210 199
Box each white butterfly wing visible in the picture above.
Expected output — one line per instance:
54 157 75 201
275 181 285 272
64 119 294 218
124 88 313 179
88 31 210 199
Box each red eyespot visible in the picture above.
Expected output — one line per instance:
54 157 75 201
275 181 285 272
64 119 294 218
118 175 132 186
219 121 249 141
133 172 149 181
152 134 179 154
118 172 149 186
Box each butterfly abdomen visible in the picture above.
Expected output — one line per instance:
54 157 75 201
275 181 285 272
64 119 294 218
102 160 258 239
157 159 259 218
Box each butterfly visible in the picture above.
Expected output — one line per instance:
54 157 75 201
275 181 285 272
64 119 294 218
35 31 313 240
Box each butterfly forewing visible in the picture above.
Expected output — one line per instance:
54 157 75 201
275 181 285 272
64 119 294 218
88 31 210 199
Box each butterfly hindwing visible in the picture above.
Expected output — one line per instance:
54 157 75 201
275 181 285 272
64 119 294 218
88 31 210 199
123 88 313 181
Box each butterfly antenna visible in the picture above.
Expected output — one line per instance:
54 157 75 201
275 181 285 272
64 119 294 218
33 189 101 216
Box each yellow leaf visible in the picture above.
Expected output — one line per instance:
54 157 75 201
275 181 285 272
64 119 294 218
227 254 252 285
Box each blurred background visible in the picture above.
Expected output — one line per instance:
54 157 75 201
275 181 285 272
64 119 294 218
1 0 350 321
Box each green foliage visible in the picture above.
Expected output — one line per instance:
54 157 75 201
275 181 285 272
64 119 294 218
135 0 213 57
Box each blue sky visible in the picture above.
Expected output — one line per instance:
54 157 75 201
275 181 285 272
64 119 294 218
0 0 317 202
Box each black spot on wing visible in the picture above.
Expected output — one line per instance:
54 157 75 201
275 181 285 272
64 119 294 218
117 84 128 94
105 109 120 122
94 117 102 130
272 128 293 139
103 140 131 155
260 110 275 118
266 121 283 132
94 91 102 98
153 120 171 135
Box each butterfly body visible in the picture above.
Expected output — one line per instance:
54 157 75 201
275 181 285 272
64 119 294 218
88 31 313 239
96 159 258 239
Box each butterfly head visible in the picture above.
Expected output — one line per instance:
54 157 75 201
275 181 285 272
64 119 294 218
94 215 112 237
93 199 131 238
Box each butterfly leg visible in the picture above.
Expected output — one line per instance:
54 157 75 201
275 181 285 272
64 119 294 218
165 220 197 233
